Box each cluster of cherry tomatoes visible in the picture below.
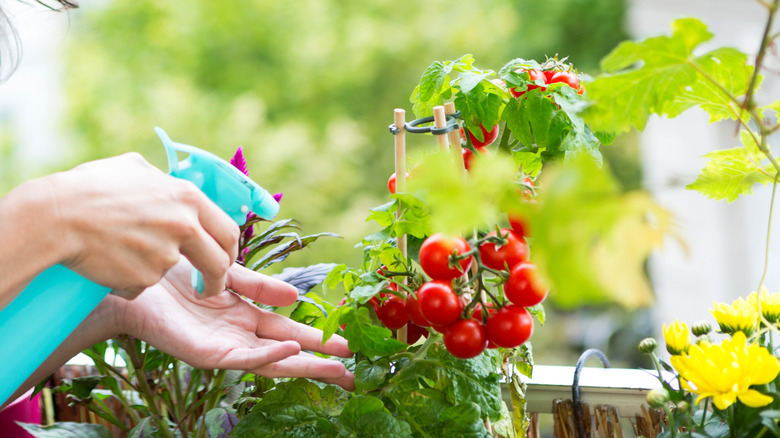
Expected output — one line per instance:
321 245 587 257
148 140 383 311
508 66 584 98
368 218 547 359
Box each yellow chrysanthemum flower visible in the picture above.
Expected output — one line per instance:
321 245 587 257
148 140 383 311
670 331 780 410
710 298 759 336
747 286 780 324
662 320 690 355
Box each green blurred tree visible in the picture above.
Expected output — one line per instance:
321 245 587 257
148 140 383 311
52 0 628 269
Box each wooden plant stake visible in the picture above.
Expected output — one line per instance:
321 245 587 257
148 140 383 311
393 108 408 343
444 102 466 174
432 105 451 154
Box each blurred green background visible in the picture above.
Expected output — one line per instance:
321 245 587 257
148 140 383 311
2 0 651 367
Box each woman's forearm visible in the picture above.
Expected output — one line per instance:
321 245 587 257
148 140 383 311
0 175 72 310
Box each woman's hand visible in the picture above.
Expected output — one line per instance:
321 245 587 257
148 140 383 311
120 259 355 389
50 152 239 298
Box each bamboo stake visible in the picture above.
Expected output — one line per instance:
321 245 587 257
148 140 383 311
444 102 466 174
432 105 450 154
393 108 408 343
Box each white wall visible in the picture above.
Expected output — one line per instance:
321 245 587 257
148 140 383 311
628 0 780 329
0 2 70 173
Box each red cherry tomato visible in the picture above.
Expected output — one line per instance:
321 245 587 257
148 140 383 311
461 147 492 171
433 324 449 334
549 71 580 91
417 280 464 326
471 302 496 322
459 124 499 148
388 171 410 194
504 262 548 307
405 293 432 327
444 319 488 359
507 214 530 239
405 322 427 345
377 296 409 330
486 305 534 348
419 233 472 280
509 69 547 98
543 69 556 82
478 229 529 271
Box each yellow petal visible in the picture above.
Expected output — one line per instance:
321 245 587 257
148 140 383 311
712 393 736 410
737 389 774 408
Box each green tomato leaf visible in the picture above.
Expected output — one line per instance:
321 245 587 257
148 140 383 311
338 396 412 437
342 307 407 357
503 90 570 151
411 55 475 118
354 358 392 393
584 18 755 133
231 380 347 438
385 388 491 437
686 130 775 202
322 304 354 345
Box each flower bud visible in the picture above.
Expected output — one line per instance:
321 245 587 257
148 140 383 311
691 320 712 337
646 388 670 409
638 338 658 354
675 401 689 413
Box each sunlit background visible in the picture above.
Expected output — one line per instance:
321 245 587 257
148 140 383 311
3 0 779 373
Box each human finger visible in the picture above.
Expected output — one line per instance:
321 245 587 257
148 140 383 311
214 340 301 371
180 228 231 298
226 264 298 306
255 311 353 358
183 181 240 265
252 352 355 390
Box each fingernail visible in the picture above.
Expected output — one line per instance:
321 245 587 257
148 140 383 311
191 269 204 294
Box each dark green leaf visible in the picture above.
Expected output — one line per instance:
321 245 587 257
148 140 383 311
338 395 412 437
354 359 392 393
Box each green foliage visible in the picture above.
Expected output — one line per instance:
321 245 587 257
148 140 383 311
584 18 754 133
529 156 670 308
40 0 629 270
686 130 775 202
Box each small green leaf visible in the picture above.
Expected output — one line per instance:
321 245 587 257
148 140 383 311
686 130 775 202
342 307 407 357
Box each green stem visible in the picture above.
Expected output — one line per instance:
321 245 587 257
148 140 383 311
742 0 780 122
125 339 174 438
699 398 710 430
